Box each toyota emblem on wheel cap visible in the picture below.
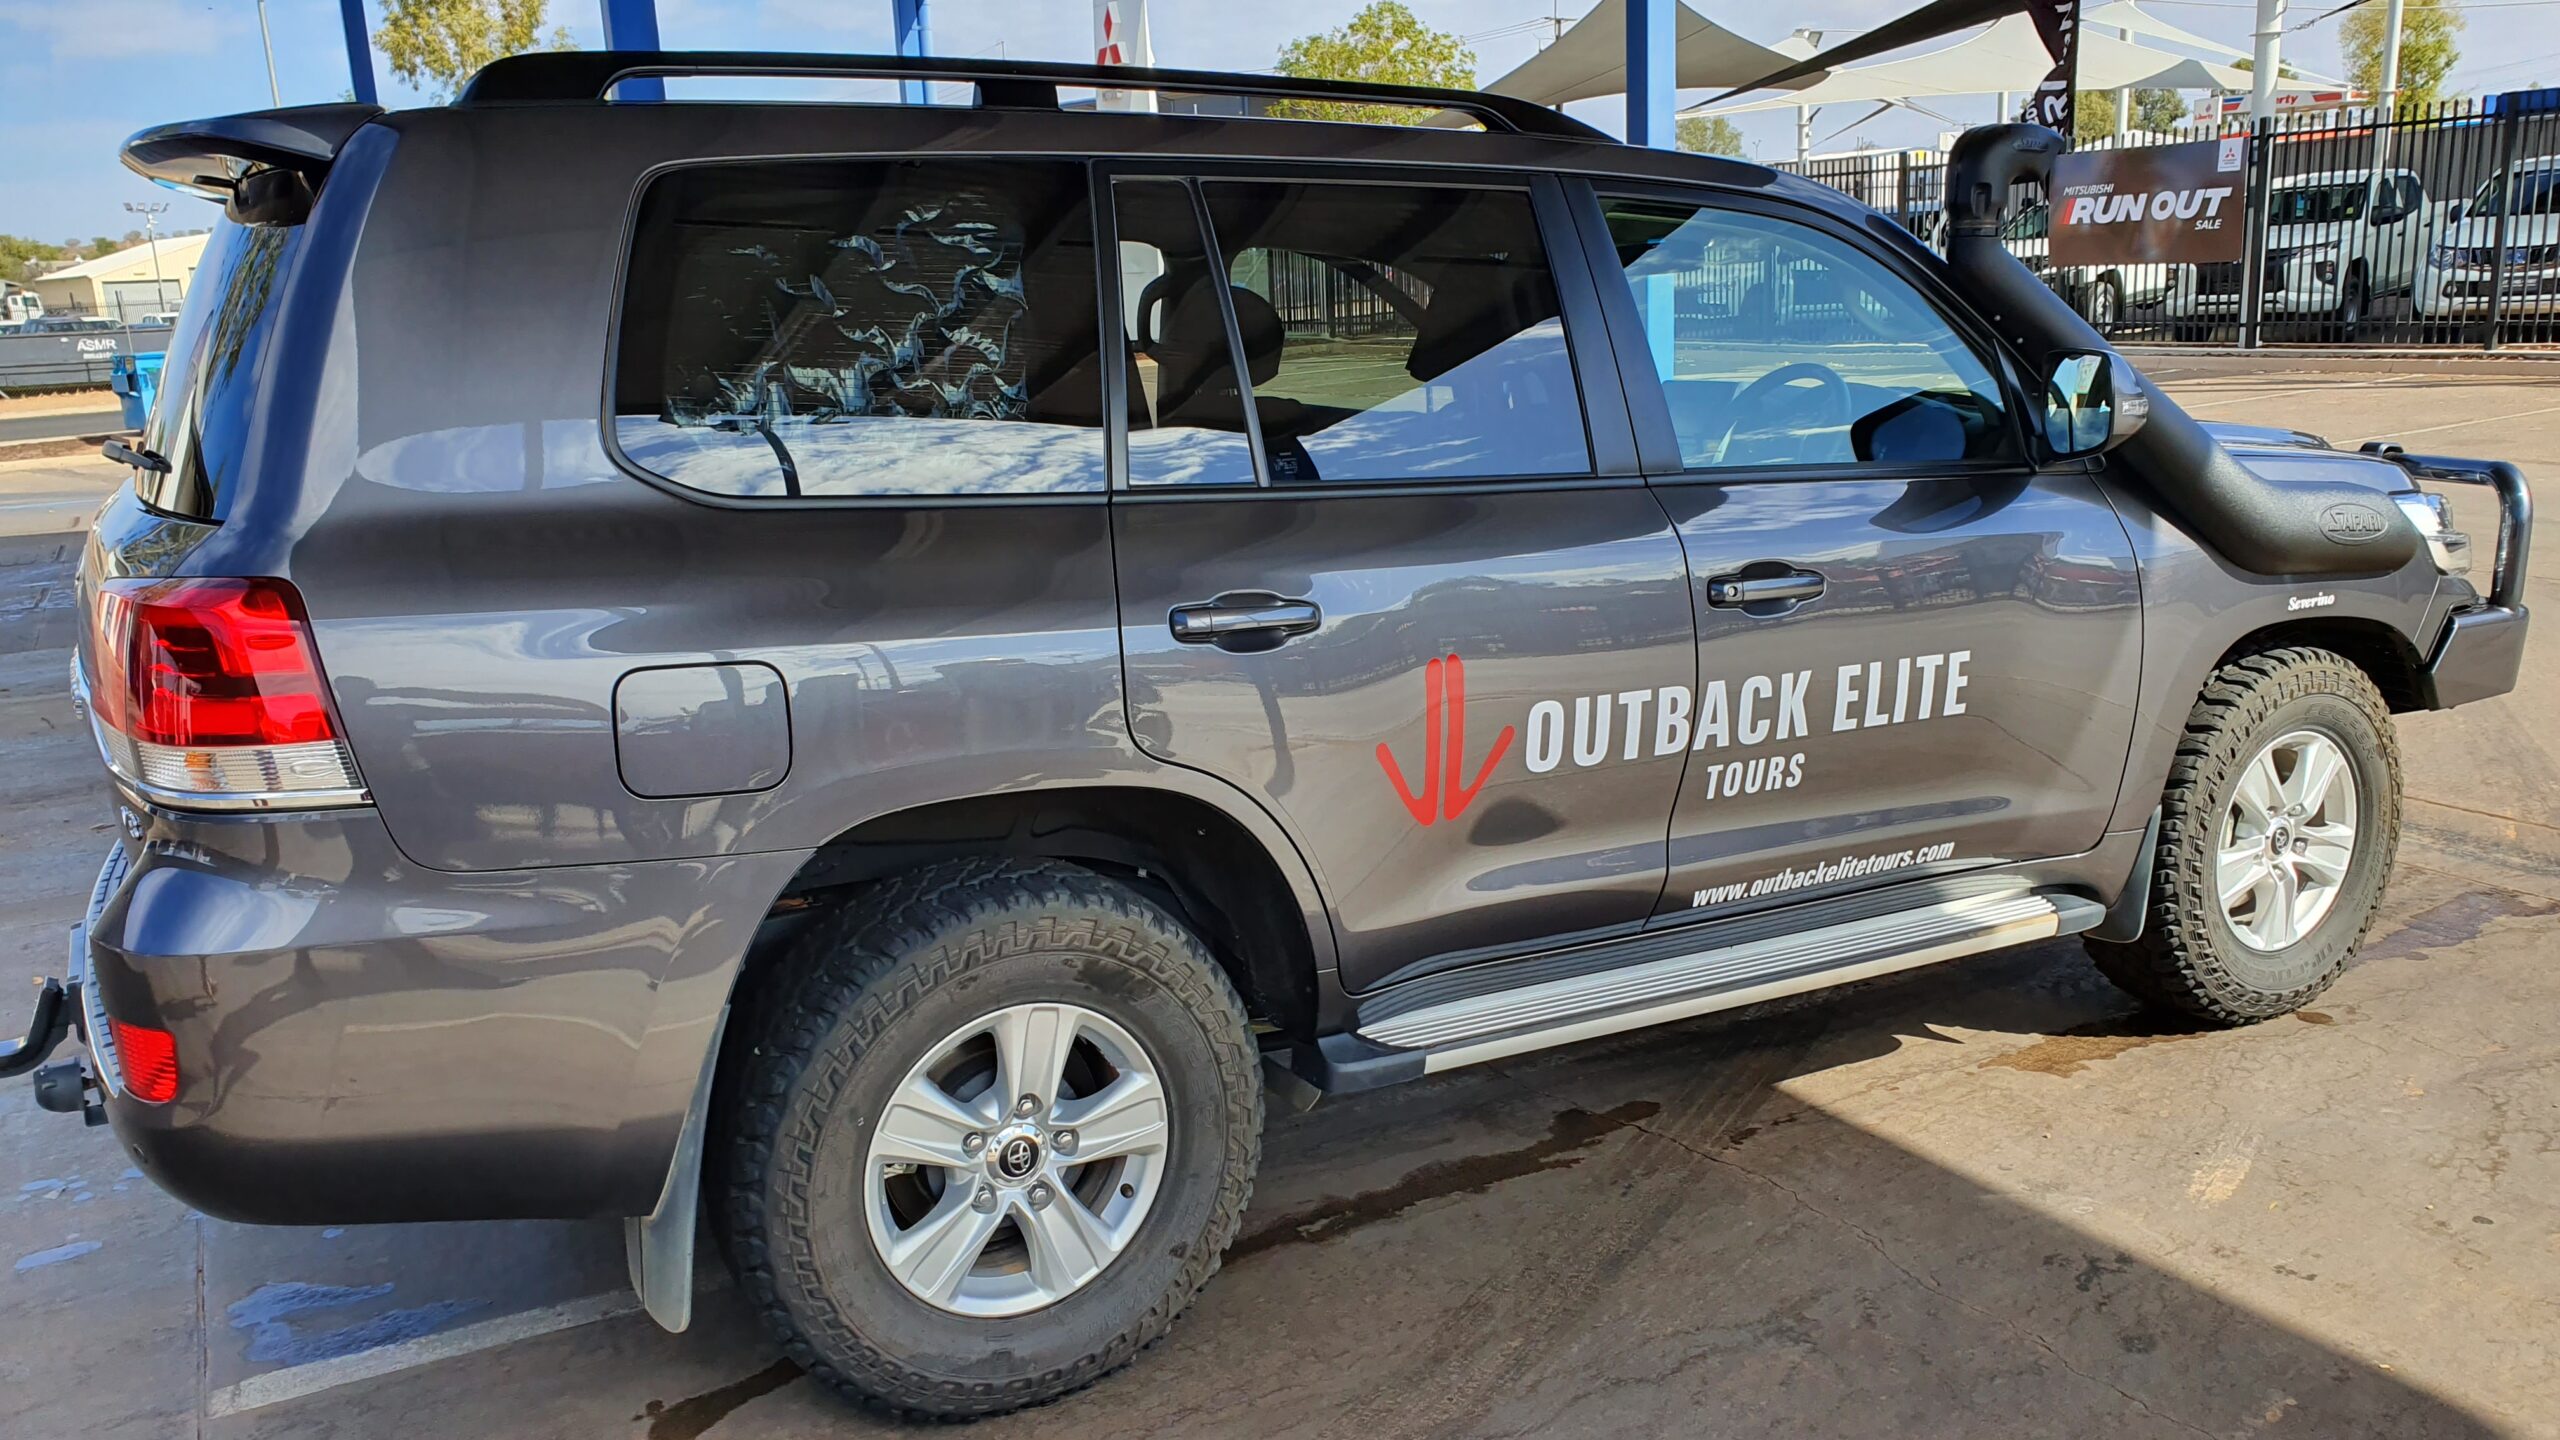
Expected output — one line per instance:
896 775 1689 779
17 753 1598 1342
997 1136 1040 1180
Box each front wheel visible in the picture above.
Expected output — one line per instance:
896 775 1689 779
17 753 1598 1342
2086 647 2401 1025
722 859 1262 1418
2334 267 2370 340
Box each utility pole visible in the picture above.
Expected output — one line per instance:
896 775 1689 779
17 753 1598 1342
2376 0 2407 117
2115 25 2134 138
2249 0 2287 125
255 0 281 106
124 202 170 320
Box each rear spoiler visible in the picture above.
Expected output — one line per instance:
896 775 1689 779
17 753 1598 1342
120 104 382 223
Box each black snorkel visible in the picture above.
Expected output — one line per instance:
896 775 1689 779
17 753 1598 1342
1942 124 2420 577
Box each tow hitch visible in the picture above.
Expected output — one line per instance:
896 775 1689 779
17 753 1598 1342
3 975 108 1125
0 976 70 1079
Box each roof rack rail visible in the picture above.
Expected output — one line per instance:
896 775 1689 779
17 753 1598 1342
452 50 1611 142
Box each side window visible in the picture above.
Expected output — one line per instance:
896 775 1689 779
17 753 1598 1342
1197 180 1591 484
1600 198 2021 471
612 158 1106 499
1112 179 1260 488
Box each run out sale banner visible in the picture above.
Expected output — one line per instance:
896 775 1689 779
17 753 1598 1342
2050 137 2250 267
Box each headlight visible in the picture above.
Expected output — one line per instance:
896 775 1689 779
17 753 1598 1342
2301 244 2341 284
2394 491 2473 577
2428 242 2463 270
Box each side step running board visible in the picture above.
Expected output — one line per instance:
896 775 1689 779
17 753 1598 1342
1306 890 2103 1092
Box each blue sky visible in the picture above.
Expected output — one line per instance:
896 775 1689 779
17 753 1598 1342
3 0 2554 242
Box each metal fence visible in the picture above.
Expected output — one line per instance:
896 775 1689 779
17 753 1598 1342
1774 94 2560 349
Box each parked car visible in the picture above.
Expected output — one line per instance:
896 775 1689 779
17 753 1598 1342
2416 153 2560 327
2002 197 2171 334
24 314 125 334
2164 166 2447 333
6 65 2525 1420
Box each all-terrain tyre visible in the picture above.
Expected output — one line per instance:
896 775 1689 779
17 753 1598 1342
2085 647 2401 1025
720 858 1262 1419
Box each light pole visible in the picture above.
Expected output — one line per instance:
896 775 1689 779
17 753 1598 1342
124 202 170 321
2249 0 2287 126
256 0 282 106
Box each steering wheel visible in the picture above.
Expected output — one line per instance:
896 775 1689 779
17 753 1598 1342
1710 362 1853 467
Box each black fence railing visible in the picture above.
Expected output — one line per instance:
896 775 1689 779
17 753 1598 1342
1773 95 2560 349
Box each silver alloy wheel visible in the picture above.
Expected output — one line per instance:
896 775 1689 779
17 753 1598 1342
863 1002 1171 1318
2218 728 2360 952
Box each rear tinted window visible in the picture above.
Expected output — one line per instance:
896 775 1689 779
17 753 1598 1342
137 218 302 520
612 158 1108 499
1202 180 1590 484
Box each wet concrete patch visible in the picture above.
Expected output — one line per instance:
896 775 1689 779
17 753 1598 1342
1980 1014 2208 1078
640 1358 804 1440
228 1280 489 1366
2357 888 2559 965
1228 1101 1659 1263
14 1239 100 1271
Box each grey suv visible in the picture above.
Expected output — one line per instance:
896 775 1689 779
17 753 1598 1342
2 54 2530 1419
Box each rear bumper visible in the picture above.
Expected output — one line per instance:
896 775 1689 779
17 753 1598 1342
69 797 806 1226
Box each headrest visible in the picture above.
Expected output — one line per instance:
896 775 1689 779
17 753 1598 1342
1154 281 1284 422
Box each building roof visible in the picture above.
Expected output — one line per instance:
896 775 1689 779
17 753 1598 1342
37 232 209 282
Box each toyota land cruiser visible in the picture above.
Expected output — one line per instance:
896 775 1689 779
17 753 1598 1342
0 55 2530 1419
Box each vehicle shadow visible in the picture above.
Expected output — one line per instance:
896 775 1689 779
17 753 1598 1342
624 912 2514 1440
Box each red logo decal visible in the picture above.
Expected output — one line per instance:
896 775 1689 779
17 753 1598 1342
1376 654 1514 827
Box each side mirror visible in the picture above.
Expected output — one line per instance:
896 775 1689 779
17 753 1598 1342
2445 200 2467 223
2043 350 2149 459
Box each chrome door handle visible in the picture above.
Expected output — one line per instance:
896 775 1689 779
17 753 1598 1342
1168 593 1322 648
1706 568 1825 609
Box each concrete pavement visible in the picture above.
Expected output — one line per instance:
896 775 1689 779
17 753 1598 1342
5 365 2560 1439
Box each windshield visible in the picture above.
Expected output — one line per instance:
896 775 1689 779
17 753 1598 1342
2268 182 2367 225
2473 166 2560 218
134 218 303 520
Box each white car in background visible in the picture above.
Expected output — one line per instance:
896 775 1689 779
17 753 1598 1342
2002 200 2171 335
2417 155 2560 326
2165 167 2446 332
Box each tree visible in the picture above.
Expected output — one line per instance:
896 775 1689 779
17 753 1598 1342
1677 114 1746 157
2073 88 2187 143
376 0 572 101
1271 2 1475 125
0 235 72 285
2343 0 2464 113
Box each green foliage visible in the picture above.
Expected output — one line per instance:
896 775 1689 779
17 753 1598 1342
2073 88 2189 142
1677 114 1746 157
375 0 572 101
2343 0 2464 112
0 234 72 285
1271 1 1476 125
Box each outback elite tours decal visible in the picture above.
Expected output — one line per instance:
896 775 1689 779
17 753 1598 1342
1375 649 1973 820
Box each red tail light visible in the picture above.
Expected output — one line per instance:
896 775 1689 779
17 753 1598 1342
110 1018 179 1104
86 577 364 807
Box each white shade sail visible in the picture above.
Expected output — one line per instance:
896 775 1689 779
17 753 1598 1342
1473 0 1828 106
1689 13 2337 116
2082 0 2350 86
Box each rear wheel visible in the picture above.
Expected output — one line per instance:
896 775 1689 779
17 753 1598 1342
2088 275 2124 336
722 859 1261 1418
2086 648 2400 1025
